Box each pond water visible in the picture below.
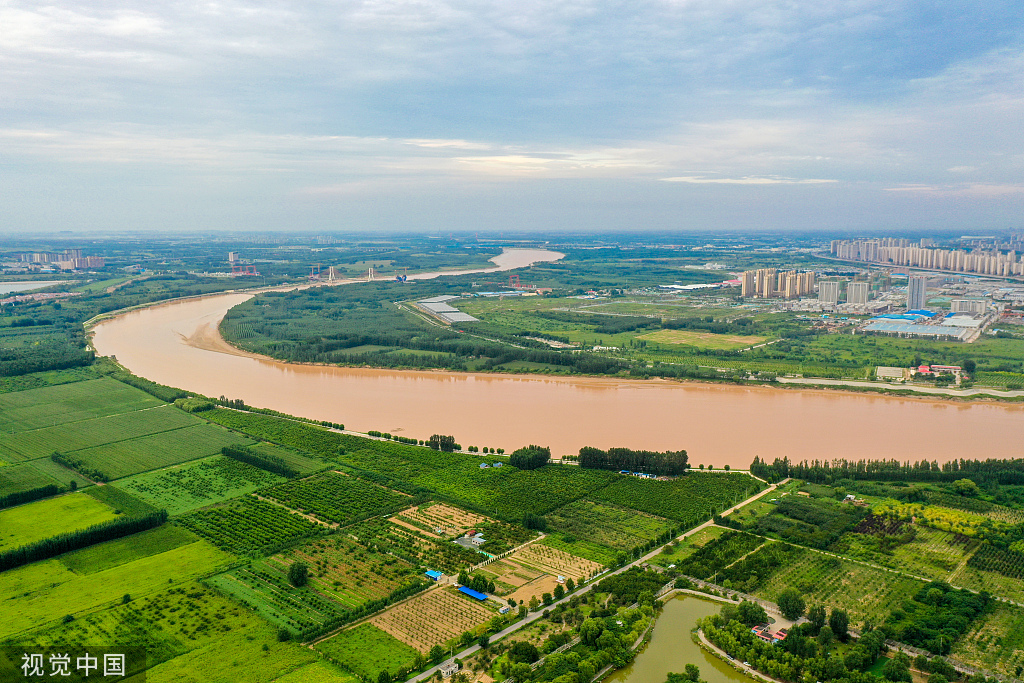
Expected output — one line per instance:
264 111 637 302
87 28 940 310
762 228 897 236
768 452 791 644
605 595 753 683
0 281 66 295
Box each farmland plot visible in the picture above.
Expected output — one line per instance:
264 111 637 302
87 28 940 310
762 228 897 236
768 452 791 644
395 503 489 537
267 535 420 610
754 550 924 624
316 624 419 680
952 601 1024 677
0 493 117 552
177 498 325 555
509 544 602 583
262 472 409 525
0 404 198 462
546 499 673 551
0 463 58 497
67 424 253 480
119 455 287 515
592 472 762 523
352 518 483 574
0 378 163 433
370 587 494 652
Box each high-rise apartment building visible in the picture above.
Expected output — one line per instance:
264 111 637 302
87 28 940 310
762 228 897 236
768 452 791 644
740 268 813 299
818 281 841 304
907 276 928 310
846 282 870 304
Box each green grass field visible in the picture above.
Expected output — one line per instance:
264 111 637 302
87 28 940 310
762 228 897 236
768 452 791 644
118 455 287 515
754 550 924 625
0 378 163 433
638 328 768 350
67 424 253 480
546 499 673 551
316 623 419 680
59 525 199 574
0 404 199 461
0 492 117 551
0 539 234 639
22 457 93 488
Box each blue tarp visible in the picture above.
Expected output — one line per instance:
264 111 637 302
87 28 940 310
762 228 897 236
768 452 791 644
459 586 488 601
425 570 443 580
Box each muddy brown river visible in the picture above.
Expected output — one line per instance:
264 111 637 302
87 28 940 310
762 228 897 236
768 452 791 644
91 250 1024 467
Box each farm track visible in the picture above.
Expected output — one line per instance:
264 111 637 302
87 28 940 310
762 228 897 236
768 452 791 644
948 544 981 584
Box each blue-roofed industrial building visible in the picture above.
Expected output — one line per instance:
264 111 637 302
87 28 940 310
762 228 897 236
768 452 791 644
459 586 488 601
425 570 443 581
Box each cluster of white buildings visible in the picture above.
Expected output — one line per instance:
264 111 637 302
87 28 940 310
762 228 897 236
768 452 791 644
16 249 104 270
831 239 1024 277
740 268 815 299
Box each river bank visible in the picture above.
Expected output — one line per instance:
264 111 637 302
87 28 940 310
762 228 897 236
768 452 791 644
89 251 1024 467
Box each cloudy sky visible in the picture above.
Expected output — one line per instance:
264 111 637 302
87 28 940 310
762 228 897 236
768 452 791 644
1 0 1022 232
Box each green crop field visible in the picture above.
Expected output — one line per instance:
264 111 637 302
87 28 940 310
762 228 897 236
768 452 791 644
66 423 253 480
205 564 346 635
6 581 260 672
952 601 1024 677
349 517 485 574
540 535 618 566
316 623 419 680
0 404 199 462
0 540 233 639
59 525 199 574
649 525 727 568
835 524 971 582
0 367 98 395
139 621 317 683
269 535 421 610
21 457 92 489
272 660 357 683
0 378 163 433
591 472 763 523
414 464 618 520
262 472 410 525
546 499 674 551
177 498 325 555
0 493 117 552
246 442 328 476
754 550 924 624
0 463 59 497
118 455 287 515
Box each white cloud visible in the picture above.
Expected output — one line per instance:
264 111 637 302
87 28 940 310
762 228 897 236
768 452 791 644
660 175 837 184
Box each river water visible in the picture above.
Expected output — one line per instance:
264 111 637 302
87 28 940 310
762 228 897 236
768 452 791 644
606 596 752 683
91 250 1024 467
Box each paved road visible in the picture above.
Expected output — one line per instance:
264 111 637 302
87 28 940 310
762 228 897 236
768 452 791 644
775 376 1024 397
406 479 787 683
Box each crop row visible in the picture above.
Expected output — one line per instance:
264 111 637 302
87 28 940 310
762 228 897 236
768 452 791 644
177 498 325 555
262 472 409 525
